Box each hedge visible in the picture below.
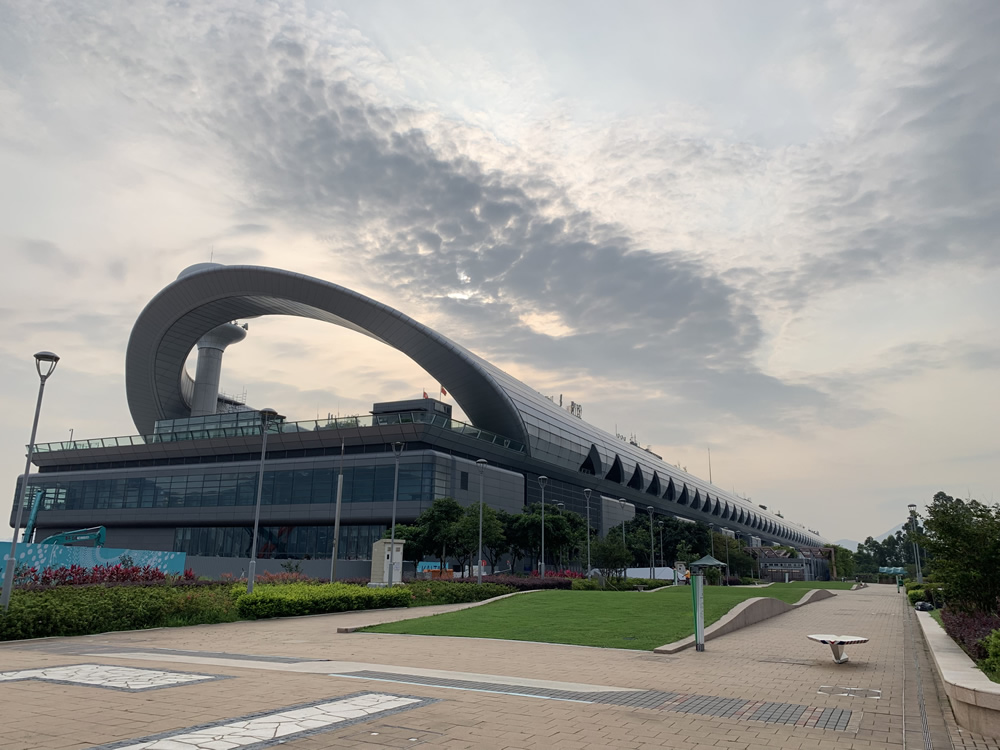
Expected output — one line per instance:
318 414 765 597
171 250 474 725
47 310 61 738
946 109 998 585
404 581 514 606
0 584 239 641
475 575 573 591
235 583 411 619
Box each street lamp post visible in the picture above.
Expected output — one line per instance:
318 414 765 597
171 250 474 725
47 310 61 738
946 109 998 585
709 523 716 559
2 351 59 612
657 520 664 568
476 459 487 584
618 498 627 549
907 503 924 584
583 488 592 574
247 408 280 595
723 528 731 586
387 442 404 587
556 501 564 570
538 476 548 576
647 506 655 580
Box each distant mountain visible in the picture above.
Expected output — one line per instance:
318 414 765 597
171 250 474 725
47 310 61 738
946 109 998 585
875 523 906 542
833 539 860 552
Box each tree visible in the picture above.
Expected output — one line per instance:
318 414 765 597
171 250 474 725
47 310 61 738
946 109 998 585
383 523 429 566
452 503 505 574
592 535 630 582
923 492 1000 613
829 545 856 580
507 502 583 572
413 497 464 570
487 509 517 572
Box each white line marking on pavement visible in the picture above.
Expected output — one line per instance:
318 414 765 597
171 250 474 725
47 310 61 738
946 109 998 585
0 664 216 691
330 673 595 703
93 652 635 693
108 693 422 750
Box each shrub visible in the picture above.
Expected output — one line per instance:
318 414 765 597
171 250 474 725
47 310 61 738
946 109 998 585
339 578 371 587
12 563 190 587
979 630 1000 681
163 586 241 626
254 571 317 585
940 608 1000 661
476 575 572 591
235 583 410 619
571 578 601 591
404 581 514 606
905 581 925 592
908 588 927 605
529 569 583 579
0 584 235 641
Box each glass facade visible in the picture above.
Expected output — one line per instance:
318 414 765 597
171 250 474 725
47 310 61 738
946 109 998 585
32 411 526 455
173 524 387 560
24 461 445 512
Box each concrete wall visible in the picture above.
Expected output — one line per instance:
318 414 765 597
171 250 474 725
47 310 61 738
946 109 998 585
917 610 1000 737
654 587 836 653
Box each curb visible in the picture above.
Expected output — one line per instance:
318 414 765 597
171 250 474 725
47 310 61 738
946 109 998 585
916 610 1000 739
653 588 837 654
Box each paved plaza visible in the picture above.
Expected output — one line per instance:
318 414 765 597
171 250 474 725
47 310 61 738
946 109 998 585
0 584 997 749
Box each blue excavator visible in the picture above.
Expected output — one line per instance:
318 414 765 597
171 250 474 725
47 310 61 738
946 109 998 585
21 490 106 547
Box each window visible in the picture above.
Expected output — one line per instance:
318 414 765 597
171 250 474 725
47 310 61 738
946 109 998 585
460 471 469 491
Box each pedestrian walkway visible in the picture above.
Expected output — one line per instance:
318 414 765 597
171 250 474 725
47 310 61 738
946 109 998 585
0 584 995 749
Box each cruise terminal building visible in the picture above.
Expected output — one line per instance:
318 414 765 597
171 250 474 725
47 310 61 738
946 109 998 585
14 264 826 575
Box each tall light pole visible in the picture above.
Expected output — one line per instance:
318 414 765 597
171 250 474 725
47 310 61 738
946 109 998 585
657 520 664 568
247 408 281 595
907 503 924 584
723 528 731 586
2 351 59 612
709 522 716 559
647 506 655 580
556 501 565 570
329 439 345 583
476 459 487 583
618 498 627 549
583 488 592 574
538 476 548 576
387 442 404 586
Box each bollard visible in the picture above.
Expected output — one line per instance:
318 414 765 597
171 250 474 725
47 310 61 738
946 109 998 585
691 571 706 652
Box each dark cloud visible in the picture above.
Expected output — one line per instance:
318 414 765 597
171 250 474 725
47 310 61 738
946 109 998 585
763 2 1000 303
229 223 270 235
17 239 83 277
0 0 831 430
9 0 998 437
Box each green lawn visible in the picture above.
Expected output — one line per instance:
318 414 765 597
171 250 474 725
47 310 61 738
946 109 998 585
363 584 836 650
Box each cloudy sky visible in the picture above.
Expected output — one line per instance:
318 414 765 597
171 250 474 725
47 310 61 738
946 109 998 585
2 0 998 544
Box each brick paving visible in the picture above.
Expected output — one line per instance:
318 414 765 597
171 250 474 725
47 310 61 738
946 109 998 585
0 583 996 749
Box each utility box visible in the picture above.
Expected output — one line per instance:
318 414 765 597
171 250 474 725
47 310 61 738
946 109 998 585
370 538 405 586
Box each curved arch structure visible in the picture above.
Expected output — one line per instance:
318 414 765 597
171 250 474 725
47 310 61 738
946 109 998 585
123 263 827 547
126 264 529 445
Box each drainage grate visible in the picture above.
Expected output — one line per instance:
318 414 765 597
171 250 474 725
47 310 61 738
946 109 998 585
331 671 853 730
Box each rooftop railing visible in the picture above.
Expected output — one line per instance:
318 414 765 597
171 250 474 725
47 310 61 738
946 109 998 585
31 411 526 455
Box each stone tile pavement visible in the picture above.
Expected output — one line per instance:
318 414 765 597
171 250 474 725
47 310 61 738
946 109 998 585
0 584 996 749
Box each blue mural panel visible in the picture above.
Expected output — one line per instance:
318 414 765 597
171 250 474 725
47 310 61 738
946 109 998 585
0 543 186 576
